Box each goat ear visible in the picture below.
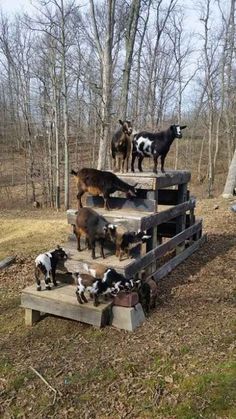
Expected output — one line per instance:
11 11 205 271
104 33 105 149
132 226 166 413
119 119 124 126
71 169 78 176
180 125 187 130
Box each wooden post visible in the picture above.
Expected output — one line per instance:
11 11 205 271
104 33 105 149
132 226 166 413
176 183 188 254
25 308 41 326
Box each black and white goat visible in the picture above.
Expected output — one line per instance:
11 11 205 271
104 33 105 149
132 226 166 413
35 246 68 291
73 268 134 306
131 124 187 174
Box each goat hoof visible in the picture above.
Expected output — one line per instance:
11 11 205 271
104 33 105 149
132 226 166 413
46 286 51 290
37 286 41 291
53 282 58 287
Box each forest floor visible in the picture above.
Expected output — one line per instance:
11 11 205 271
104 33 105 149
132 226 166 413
0 198 236 418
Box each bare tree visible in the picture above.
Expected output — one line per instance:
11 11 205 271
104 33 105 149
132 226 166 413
89 0 116 170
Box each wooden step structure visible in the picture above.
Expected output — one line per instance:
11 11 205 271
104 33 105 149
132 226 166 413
21 283 112 327
21 169 205 330
65 170 206 281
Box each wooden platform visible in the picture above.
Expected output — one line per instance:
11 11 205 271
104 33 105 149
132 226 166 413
21 284 112 328
114 170 191 190
63 240 133 275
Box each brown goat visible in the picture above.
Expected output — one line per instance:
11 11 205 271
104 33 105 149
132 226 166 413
111 120 133 173
73 207 116 259
71 167 137 210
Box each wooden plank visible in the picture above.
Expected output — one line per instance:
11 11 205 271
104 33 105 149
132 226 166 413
124 220 202 278
86 196 156 212
157 189 190 205
116 170 191 190
21 284 112 328
0 255 16 270
141 198 196 231
63 242 134 274
25 308 41 326
150 234 207 282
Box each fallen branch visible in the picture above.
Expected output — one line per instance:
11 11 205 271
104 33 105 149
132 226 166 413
0 255 16 270
30 366 61 404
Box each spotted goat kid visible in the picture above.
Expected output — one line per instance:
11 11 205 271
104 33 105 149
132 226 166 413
35 246 68 291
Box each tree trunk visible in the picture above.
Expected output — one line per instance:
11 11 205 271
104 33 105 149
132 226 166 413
222 147 236 197
120 0 141 119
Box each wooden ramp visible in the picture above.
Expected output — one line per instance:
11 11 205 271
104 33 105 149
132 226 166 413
21 284 112 328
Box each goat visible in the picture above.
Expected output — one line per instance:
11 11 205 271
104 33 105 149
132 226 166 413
131 124 187 174
71 167 137 210
73 269 133 306
82 263 134 292
35 246 68 291
108 225 151 260
111 119 133 173
72 207 116 259
135 278 158 315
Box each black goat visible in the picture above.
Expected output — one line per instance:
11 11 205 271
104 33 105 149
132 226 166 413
111 119 133 173
131 124 187 174
35 246 68 291
71 167 137 210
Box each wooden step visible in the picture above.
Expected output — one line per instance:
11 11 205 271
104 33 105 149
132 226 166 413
21 284 112 328
116 169 191 189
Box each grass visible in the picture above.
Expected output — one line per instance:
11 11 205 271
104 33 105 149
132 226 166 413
0 210 69 259
1 202 236 418
172 361 236 418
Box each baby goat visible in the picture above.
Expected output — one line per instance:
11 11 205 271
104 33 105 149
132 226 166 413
108 225 151 260
73 268 133 306
35 246 68 291
131 124 187 173
111 119 133 173
71 167 137 210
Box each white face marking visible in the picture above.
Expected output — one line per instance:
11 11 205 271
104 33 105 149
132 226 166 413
102 269 111 283
176 125 181 136
136 137 153 156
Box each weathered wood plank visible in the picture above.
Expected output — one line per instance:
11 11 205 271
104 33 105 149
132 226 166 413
141 198 196 230
124 220 202 278
142 189 190 205
0 255 16 270
117 170 191 189
86 196 156 212
21 284 112 328
150 234 207 282
25 308 41 326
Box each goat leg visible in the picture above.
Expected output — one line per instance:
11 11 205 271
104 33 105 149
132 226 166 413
91 241 96 259
93 294 100 307
100 240 105 259
104 193 110 210
138 156 144 172
52 267 57 287
76 290 84 304
45 277 51 290
81 291 88 303
160 155 166 174
77 190 84 208
131 154 136 172
153 156 158 174
35 267 41 291
77 234 81 252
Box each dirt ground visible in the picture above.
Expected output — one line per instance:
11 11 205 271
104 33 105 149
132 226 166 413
0 198 236 418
